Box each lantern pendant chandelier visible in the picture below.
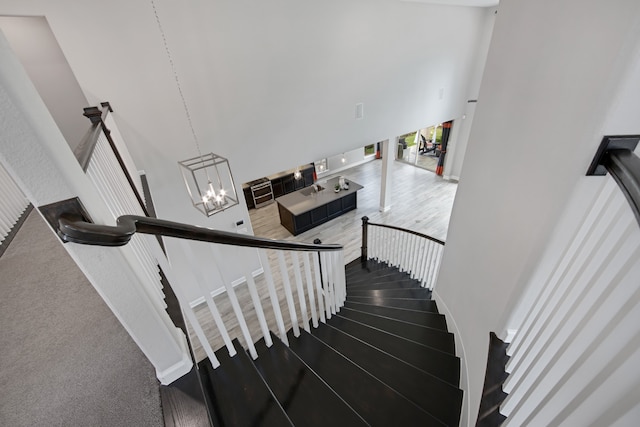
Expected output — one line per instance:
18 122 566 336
153 0 238 217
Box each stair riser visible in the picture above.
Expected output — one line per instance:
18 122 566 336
348 289 432 299
347 296 439 313
347 280 426 290
346 272 415 285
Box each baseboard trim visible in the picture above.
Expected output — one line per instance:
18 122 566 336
432 289 471 427
156 331 194 385
188 267 265 308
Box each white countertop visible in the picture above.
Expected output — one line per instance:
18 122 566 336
276 177 363 216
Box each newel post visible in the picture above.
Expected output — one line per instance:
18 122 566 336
361 216 369 261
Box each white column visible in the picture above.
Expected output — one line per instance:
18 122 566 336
0 33 192 384
379 138 395 212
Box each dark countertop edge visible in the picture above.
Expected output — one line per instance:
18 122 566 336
276 177 363 216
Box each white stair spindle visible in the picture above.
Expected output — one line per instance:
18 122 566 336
291 252 310 332
180 241 236 357
259 249 289 345
277 251 300 337
245 271 273 349
303 252 319 328
310 252 331 323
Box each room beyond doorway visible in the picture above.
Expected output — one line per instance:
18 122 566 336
248 159 458 263
396 124 446 174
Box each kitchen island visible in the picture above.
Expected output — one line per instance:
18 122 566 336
276 177 363 236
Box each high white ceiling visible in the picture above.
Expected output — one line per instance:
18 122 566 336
402 0 499 7
0 0 498 232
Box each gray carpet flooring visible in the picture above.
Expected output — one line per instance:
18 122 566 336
0 210 163 426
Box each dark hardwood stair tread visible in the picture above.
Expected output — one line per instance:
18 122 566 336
476 409 507 427
327 315 460 385
338 307 455 354
251 333 367 426
347 279 425 290
344 301 448 330
478 388 508 419
311 323 462 426
347 296 439 312
199 340 293 427
345 260 395 276
347 288 432 298
346 271 414 285
286 329 444 426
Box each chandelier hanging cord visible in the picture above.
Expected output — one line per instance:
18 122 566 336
151 0 211 179
153 0 238 216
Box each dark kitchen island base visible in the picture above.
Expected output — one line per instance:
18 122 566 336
276 178 363 236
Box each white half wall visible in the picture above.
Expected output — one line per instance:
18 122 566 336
0 30 192 384
435 0 640 424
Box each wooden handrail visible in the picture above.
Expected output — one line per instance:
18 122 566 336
361 216 445 246
587 135 640 227
605 149 640 227
43 198 342 252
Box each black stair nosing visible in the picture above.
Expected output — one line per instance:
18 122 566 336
345 258 392 271
345 268 403 283
345 262 397 278
346 270 414 284
478 388 508 420
347 288 433 299
311 322 463 426
347 296 439 313
338 307 456 354
251 332 368 426
198 339 293 427
347 278 425 290
344 301 449 331
286 329 446 427
345 257 385 271
482 371 510 395
345 261 399 273
476 409 507 427
327 314 460 386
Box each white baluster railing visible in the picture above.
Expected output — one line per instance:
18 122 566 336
73 102 349 369
0 162 29 245
361 216 445 290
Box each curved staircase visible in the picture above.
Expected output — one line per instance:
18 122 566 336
199 258 463 426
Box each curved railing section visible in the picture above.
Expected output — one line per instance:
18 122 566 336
360 216 444 290
501 135 640 425
42 199 346 367
587 135 640 226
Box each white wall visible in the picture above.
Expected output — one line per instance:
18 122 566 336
435 0 640 425
317 146 374 180
0 16 89 150
443 6 496 181
0 0 492 297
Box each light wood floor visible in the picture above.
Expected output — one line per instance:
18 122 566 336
249 158 456 259
189 159 457 361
